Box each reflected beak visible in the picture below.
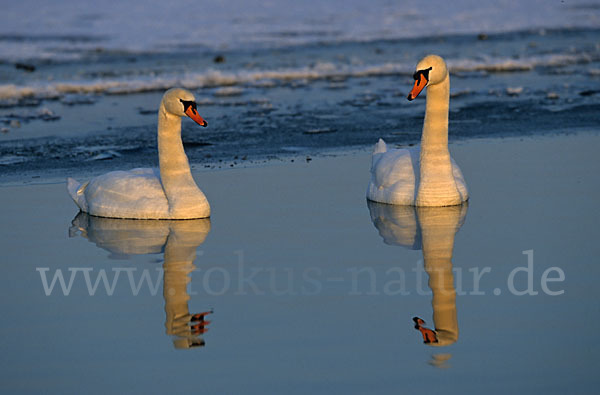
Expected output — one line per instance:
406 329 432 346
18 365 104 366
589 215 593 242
185 105 208 127
407 73 428 101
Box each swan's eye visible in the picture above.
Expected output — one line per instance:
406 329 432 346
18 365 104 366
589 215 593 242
413 67 432 84
180 99 197 114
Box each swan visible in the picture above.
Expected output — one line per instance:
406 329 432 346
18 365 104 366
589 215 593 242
367 55 468 206
67 88 211 219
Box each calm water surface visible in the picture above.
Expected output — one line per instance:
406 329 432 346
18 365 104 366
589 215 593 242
1 135 599 393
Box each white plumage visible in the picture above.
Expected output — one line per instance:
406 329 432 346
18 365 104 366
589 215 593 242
67 88 210 219
367 55 469 206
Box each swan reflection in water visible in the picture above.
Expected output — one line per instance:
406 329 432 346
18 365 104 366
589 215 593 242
69 213 213 349
368 201 468 366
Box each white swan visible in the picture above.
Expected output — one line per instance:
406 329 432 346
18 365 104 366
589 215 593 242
367 55 468 206
67 88 211 219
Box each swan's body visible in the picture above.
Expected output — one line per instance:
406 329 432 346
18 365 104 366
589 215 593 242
367 140 468 206
367 55 469 206
67 88 210 219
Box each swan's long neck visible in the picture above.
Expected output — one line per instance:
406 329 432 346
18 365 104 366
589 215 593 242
422 75 449 150
157 105 201 215
417 74 461 206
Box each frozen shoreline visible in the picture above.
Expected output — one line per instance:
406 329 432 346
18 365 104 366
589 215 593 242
0 129 598 187
1 25 598 183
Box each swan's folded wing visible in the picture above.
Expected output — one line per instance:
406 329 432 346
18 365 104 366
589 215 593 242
85 168 169 219
367 148 419 204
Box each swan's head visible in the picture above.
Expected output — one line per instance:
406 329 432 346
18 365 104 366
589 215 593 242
407 55 448 101
161 87 207 127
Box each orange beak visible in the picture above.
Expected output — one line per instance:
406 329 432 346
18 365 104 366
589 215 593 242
407 72 428 101
185 105 207 127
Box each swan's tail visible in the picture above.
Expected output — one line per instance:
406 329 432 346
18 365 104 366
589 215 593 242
371 138 388 170
373 138 387 155
67 177 89 212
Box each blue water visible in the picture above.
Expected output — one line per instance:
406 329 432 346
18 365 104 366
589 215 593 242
2 134 600 394
1 2 600 393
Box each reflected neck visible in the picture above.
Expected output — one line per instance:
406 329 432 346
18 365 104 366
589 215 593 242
163 230 196 336
418 207 460 345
